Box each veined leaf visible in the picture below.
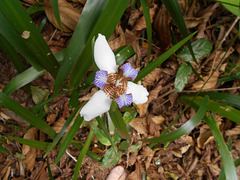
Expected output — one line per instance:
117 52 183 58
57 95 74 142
174 64 192 92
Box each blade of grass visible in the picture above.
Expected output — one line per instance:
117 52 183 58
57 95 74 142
0 0 59 77
54 0 108 92
69 0 131 89
9 136 49 151
141 96 208 143
162 0 197 63
55 115 83 164
140 0 152 63
46 157 54 180
72 129 94 180
0 92 56 138
135 31 197 82
179 95 240 124
219 158 240 180
44 103 82 157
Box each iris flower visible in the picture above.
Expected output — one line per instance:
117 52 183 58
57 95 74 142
80 34 149 121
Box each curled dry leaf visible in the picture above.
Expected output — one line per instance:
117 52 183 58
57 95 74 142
129 118 148 136
153 5 171 49
192 71 219 90
142 68 162 87
44 0 81 32
22 127 38 171
225 124 240 136
109 25 126 51
140 146 155 170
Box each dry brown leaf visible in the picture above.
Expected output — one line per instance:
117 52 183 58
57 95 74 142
3 166 11 180
184 17 203 29
226 124 240 136
151 115 165 125
208 164 220 177
22 127 38 171
109 25 126 51
129 118 148 136
147 115 160 137
127 161 143 180
52 117 71 133
44 0 81 32
140 146 155 170
134 4 157 31
128 151 138 167
196 3 220 39
153 5 171 49
192 71 219 90
142 68 162 87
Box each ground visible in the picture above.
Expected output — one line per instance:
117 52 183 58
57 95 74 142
0 0 240 179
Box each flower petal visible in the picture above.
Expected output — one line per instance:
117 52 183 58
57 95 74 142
120 63 138 81
80 90 112 121
115 94 133 108
94 34 117 73
94 70 108 89
126 82 149 104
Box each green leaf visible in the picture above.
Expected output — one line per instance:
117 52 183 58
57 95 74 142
0 34 25 73
200 92 240 109
27 3 44 15
100 147 121 169
174 64 192 92
0 0 59 77
31 86 50 105
69 0 131 89
178 39 213 62
10 136 49 150
91 124 111 146
2 67 45 96
219 158 240 180
46 157 54 180
54 0 109 92
216 0 240 16
141 96 208 143
44 104 82 157
55 115 83 164
135 32 197 82
179 95 240 124
109 101 130 139
0 92 56 138
140 0 152 62
50 0 62 30
123 111 137 124
72 130 94 180
162 0 197 63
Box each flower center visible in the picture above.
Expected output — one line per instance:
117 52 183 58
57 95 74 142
103 73 128 99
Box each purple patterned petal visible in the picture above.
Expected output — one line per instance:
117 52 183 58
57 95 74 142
120 63 138 81
115 94 133 108
94 70 108 89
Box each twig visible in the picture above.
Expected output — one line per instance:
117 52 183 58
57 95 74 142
66 150 77 162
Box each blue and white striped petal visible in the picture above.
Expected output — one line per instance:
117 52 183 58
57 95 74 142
115 94 133 108
120 63 138 81
94 70 108 89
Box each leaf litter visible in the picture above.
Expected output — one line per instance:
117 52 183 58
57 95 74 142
0 0 240 179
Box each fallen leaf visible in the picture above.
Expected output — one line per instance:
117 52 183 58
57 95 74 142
140 146 155 170
22 127 38 171
225 124 240 136
129 118 148 136
44 0 81 32
192 71 219 90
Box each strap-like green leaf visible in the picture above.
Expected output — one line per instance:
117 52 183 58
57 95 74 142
179 95 240 123
0 92 56 138
69 0 131 89
54 0 109 92
72 130 94 180
141 96 208 143
10 136 49 150
55 115 83 164
135 32 197 82
0 0 59 77
50 0 62 30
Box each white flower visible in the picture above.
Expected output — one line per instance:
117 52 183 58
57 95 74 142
80 34 149 121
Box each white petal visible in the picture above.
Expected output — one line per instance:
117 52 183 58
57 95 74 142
126 82 149 104
94 34 117 73
80 90 112 121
